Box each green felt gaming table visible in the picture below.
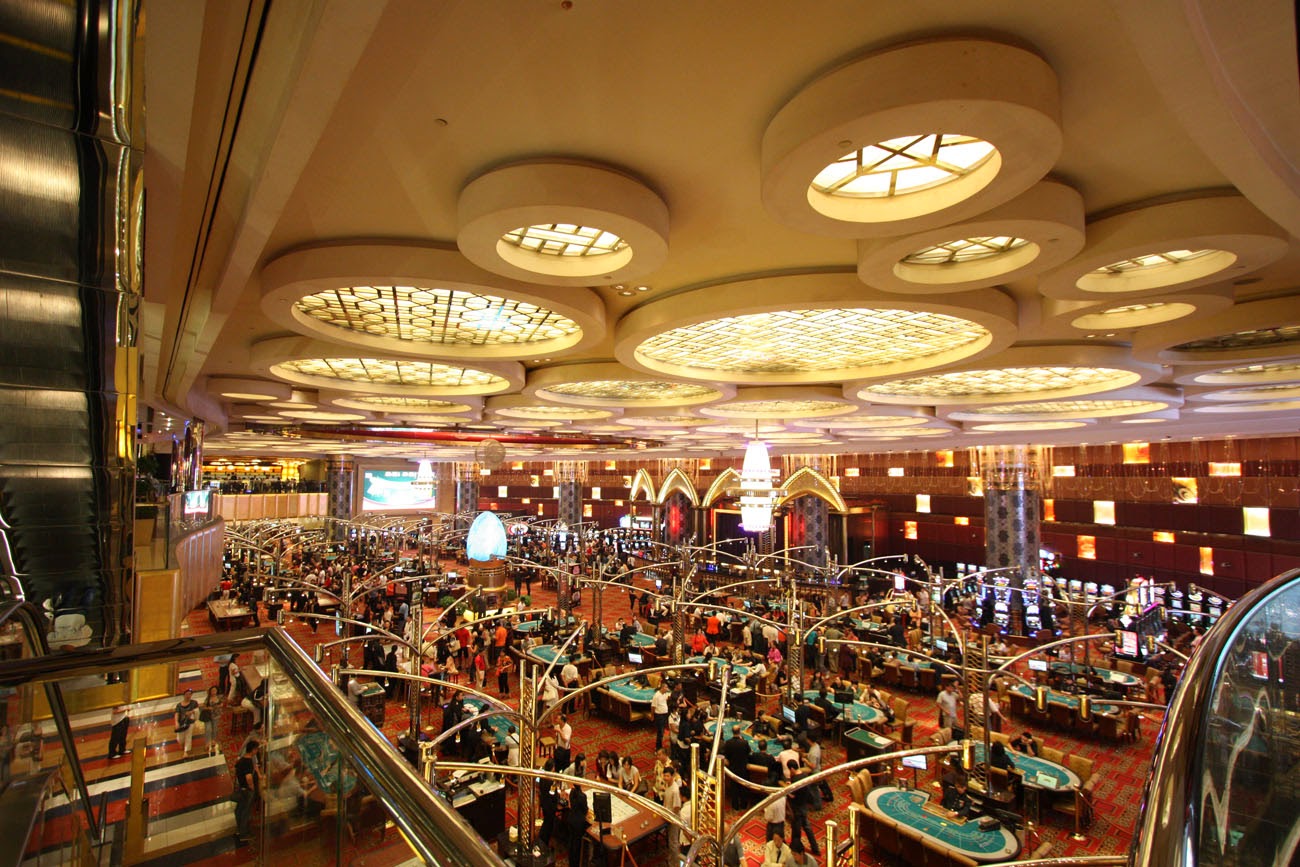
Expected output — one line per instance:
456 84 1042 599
801 689 886 726
864 787 1020 862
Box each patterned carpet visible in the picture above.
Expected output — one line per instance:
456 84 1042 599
61 571 1158 866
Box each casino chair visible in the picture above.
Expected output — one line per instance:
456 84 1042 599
918 666 938 693
1067 754 1094 786
1051 780 1096 828
874 816 900 856
899 827 926 865
849 803 877 851
900 666 920 691
1048 701 1075 733
881 661 902 688
921 838 950 867
1096 712 1123 742
1040 745 1065 766
1008 690 1030 720
847 775 866 806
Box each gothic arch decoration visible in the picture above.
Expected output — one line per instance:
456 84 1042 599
701 467 742 509
656 467 699 507
629 468 657 503
776 466 848 512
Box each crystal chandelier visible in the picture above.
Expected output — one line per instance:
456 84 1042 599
411 458 435 497
738 438 779 533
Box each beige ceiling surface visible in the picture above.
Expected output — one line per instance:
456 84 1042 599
141 0 1300 461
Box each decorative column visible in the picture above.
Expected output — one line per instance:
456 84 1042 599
557 480 582 529
664 491 690 546
516 669 538 848
326 455 355 539
980 445 1043 632
789 495 829 572
455 463 480 531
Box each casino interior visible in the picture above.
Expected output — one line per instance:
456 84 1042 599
1 1 1299 866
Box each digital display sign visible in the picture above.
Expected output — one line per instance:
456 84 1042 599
361 470 437 511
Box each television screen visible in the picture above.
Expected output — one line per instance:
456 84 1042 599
361 469 437 511
902 754 928 770
781 705 797 725
628 652 643 664
934 639 948 652
1028 659 1049 672
1117 630 1139 657
894 574 907 592
183 489 210 515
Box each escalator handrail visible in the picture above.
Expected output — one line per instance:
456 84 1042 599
0 599 101 843
1128 567 1300 867
0 624 502 867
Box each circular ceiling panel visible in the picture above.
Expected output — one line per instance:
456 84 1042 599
944 389 1180 421
328 395 478 414
526 361 731 407
696 386 857 420
208 377 292 402
1040 196 1288 300
458 161 669 285
853 345 1157 406
762 39 1060 237
857 181 1084 293
253 336 522 397
261 244 604 360
1133 297 1300 365
616 273 1016 384
485 395 617 421
966 420 1090 432
1176 360 1300 387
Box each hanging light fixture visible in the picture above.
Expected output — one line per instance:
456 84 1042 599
738 435 779 533
411 458 436 497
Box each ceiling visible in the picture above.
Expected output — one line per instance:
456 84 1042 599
141 0 1300 465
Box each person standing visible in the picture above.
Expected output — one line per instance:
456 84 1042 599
722 728 753 810
174 689 200 755
108 704 130 760
553 714 573 772
937 682 960 731
566 783 589 867
202 686 225 756
786 760 821 857
537 761 558 848
651 683 671 751
233 741 261 846
496 653 514 696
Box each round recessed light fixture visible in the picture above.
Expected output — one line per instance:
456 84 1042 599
1178 360 1300 387
1040 195 1287 300
857 181 1084 293
260 244 604 359
762 39 1061 237
616 273 1016 384
697 387 858 420
1133 297 1300 365
526 361 731 407
967 420 1090 432
208 377 292 402
458 161 669 285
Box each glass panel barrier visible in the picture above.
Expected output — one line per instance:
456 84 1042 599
1132 568 1300 867
0 628 497 867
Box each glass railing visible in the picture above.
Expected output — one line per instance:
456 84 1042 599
0 625 499 866
1131 567 1300 867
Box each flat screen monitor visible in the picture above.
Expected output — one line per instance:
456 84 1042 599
360 469 437 511
1027 658 1049 672
781 705 797 725
183 489 211 515
934 638 948 652
835 690 855 704
628 652 643 664
901 754 928 770
1117 630 1139 657
893 573 907 592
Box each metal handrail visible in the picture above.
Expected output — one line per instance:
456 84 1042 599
0 600 100 843
0 625 501 867
1129 567 1300 867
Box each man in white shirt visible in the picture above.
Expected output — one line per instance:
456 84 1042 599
761 623 779 650
505 726 520 766
776 740 800 780
540 673 560 711
663 770 684 856
651 683 671 750
560 656 581 689
937 682 960 730
677 782 693 863
763 791 786 842
347 675 368 707
554 714 573 770
763 828 793 867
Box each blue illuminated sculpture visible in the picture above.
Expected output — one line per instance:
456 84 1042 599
466 510 508 562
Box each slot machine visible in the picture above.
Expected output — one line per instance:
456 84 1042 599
1084 582 1099 604
1068 579 1084 602
1152 584 1167 609
1188 587 1205 625
992 573 1012 629
1123 579 1142 618
1023 575 1042 631
1208 595 1224 620
1170 588 1186 619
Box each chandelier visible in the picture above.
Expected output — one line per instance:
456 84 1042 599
738 438 780 533
411 458 436 497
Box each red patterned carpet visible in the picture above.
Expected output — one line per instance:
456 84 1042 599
160 574 1158 866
